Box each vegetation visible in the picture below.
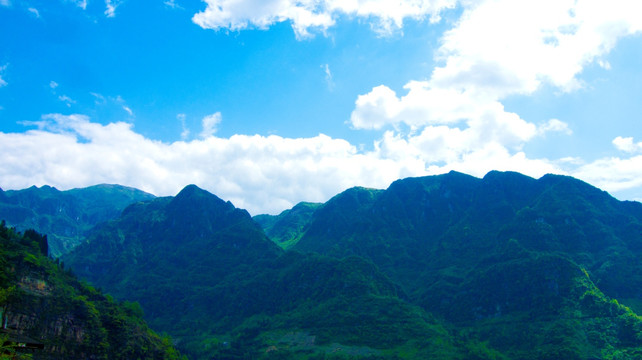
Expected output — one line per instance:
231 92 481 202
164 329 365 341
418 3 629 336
0 221 185 359
254 202 321 249
21 172 642 358
0 184 154 257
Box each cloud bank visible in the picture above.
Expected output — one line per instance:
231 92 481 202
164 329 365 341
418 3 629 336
2 112 641 215
0 114 425 214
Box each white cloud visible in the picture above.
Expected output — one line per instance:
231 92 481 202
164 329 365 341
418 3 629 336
432 0 642 96
0 0 10 7
50 81 58 89
200 112 222 138
613 136 642 154
574 155 642 194
2 114 640 214
123 106 133 116
349 0 642 193
192 0 457 39
538 119 572 136
0 114 427 214
353 0 642 128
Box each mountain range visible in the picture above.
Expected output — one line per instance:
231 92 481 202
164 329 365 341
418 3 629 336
0 184 154 257
3 171 642 359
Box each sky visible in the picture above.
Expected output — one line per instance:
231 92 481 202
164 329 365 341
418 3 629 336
1 0 642 215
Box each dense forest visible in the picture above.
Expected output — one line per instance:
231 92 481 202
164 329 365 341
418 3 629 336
4 171 642 359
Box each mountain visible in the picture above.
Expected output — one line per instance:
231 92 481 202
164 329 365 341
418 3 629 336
0 222 185 360
0 184 155 257
64 185 469 359
290 171 642 301
268 170 642 358
253 201 321 249
53 172 642 358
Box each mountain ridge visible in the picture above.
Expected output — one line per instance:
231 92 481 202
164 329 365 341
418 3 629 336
9 171 642 359
64 184 467 359
0 184 155 256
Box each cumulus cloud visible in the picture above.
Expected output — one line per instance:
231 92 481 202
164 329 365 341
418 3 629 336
613 136 642 154
574 155 642 195
432 0 642 96
349 0 642 193
200 112 222 138
353 0 642 128
192 0 457 39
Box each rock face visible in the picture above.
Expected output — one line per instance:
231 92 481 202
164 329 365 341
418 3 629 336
0 223 185 360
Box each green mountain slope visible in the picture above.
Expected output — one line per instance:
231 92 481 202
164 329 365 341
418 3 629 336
0 184 155 257
64 185 466 359
279 171 642 358
56 172 642 358
0 221 185 360
253 201 321 248
291 171 642 300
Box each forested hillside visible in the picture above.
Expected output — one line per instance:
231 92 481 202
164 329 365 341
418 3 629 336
64 185 476 359
264 171 642 359
0 221 185 359
42 171 642 358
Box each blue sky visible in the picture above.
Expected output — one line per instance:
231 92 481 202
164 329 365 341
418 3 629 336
1 0 642 214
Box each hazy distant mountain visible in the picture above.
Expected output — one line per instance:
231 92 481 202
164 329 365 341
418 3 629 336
0 184 155 257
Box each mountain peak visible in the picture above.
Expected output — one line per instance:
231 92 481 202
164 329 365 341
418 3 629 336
173 184 228 207
176 184 209 197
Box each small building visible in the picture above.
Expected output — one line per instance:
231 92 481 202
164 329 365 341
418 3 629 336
1 328 45 357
